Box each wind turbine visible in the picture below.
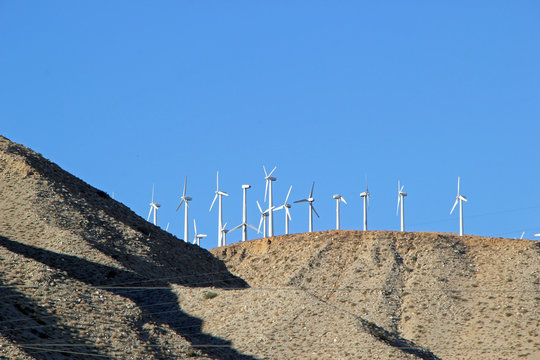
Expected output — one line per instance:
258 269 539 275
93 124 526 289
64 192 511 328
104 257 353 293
209 171 229 247
396 180 407 232
176 176 192 242
147 184 161 226
294 182 319 233
450 176 468 236
332 194 347 230
263 166 277 237
535 233 540 237
230 185 258 242
256 201 274 237
274 185 293 234
359 178 370 231
220 223 230 246
193 219 207 246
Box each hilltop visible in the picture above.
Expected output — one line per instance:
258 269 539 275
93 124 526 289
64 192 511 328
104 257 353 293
1 135 539 359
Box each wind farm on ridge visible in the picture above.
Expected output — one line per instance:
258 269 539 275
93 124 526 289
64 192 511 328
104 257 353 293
143 165 485 248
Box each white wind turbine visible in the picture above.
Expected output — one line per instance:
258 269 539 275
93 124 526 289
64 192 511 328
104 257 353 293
209 171 229 247
274 185 293 234
359 178 370 231
263 166 277 237
256 201 274 238
450 176 468 236
220 223 230 246
147 184 161 226
294 182 319 233
396 180 407 232
229 185 259 242
193 219 207 246
333 194 347 230
176 176 192 242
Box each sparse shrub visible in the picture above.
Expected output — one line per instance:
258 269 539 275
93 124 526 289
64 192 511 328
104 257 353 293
203 291 218 300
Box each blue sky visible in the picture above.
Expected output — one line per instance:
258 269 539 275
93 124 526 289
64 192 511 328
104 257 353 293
1 1 539 248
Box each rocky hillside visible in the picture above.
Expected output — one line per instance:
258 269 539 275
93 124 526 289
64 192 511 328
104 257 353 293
199 231 539 359
1 135 539 359
0 135 249 360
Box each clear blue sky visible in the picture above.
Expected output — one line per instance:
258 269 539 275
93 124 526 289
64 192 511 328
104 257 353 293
2 1 539 248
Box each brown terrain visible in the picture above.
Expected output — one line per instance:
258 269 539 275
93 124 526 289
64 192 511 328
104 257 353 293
1 134 539 359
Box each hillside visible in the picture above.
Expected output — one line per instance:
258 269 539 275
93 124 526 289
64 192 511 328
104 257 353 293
200 231 540 359
0 135 249 360
1 135 539 360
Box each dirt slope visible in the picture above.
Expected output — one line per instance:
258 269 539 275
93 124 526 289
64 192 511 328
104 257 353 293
0 135 250 360
189 231 540 359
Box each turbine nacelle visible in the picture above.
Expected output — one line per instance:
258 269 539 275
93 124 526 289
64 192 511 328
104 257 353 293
333 194 347 204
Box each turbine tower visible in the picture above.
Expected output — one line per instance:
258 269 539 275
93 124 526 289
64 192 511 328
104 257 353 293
176 176 192 242
193 219 207 246
294 182 319 233
450 176 468 236
396 181 407 232
230 185 258 242
333 194 347 230
274 185 293 234
359 178 370 231
147 184 161 226
263 166 277 237
209 171 229 247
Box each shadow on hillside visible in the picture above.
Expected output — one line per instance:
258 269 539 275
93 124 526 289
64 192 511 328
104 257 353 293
0 276 104 359
306 290 442 360
0 236 258 360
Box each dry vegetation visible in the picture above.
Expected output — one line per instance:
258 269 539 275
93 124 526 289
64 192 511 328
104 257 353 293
1 135 539 359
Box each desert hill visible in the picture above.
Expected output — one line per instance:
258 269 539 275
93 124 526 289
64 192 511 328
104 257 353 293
200 231 540 359
0 135 250 359
1 135 539 359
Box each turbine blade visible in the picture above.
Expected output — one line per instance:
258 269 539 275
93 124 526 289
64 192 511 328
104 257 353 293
396 195 401 216
341 197 347 205
147 207 152 221
268 166 277 177
209 194 218 211
286 208 292 220
218 191 229 196
229 224 242 232
264 180 268 202
274 205 284 211
450 198 458 214
193 219 198 235
256 201 263 213
460 195 468 202
312 204 320 218
183 176 187 197
176 199 184 211
247 224 259 232
309 181 315 198
285 185 292 204
258 216 264 233
223 222 228 230
263 165 268 177
294 199 308 203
